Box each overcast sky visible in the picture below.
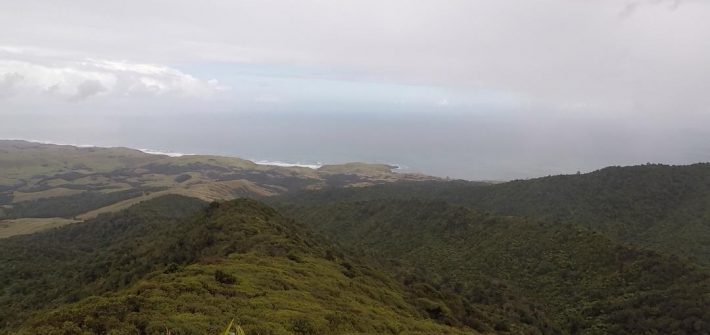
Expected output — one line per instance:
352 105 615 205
1 0 709 180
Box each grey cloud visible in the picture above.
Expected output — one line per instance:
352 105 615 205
0 72 23 97
620 3 641 18
620 0 684 18
71 79 106 101
0 56 223 101
2 0 708 117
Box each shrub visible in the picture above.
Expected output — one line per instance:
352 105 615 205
214 270 237 285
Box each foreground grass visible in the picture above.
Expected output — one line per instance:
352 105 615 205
20 254 474 335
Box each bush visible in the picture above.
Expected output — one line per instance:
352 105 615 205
214 270 237 285
290 318 318 335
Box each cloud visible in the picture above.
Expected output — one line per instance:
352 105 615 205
0 72 23 97
0 0 708 180
620 0 684 18
0 1 708 117
71 79 106 101
0 47 226 102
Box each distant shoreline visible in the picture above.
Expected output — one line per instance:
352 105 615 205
0 138 408 173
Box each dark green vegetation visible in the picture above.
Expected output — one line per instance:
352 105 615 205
273 164 710 267
0 196 475 335
278 200 710 334
0 195 208 330
3 143 710 335
267 164 710 334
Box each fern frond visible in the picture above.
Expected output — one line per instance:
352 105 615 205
220 318 235 335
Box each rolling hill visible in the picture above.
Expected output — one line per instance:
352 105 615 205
272 164 710 267
3 142 710 334
0 196 475 335
0 140 434 237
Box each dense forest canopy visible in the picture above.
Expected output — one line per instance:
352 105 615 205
272 163 710 267
277 199 710 334
0 196 477 334
2 150 710 334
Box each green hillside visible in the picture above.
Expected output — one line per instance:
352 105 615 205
0 195 209 330
278 199 710 335
0 140 433 238
4 153 710 335
272 164 710 266
0 196 476 335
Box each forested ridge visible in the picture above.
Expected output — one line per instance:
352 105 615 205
2 163 710 334
272 163 710 267
277 199 710 334
0 196 478 335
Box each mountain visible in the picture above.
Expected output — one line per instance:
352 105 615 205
3 146 710 335
276 199 710 335
271 163 710 267
0 140 433 238
0 195 474 335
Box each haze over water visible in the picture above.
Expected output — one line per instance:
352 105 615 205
2 0 710 180
4 110 709 180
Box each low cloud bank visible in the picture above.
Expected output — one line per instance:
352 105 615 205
0 47 226 101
